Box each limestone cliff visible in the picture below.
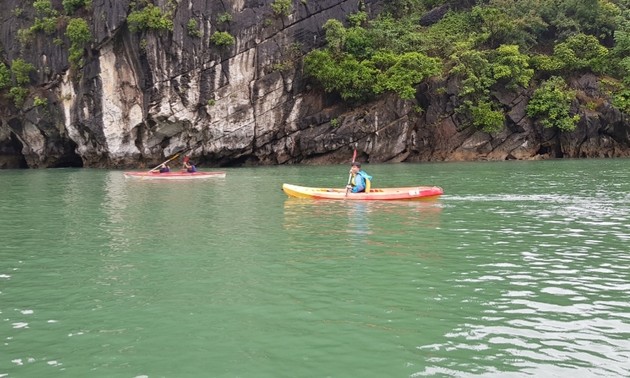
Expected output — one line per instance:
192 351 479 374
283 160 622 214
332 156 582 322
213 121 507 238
0 0 628 169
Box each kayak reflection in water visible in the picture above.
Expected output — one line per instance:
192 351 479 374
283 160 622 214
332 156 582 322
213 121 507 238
346 162 372 193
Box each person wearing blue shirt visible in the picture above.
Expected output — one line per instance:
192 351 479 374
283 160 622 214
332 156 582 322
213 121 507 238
346 162 372 193
158 163 170 173
182 156 197 173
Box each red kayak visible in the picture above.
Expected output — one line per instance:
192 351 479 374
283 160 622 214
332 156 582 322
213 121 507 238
123 171 226 180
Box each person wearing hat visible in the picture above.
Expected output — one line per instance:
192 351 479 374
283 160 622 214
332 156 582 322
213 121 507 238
346 162 372 193
182 156 197 173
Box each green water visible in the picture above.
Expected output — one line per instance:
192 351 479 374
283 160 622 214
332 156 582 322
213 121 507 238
1 159 629 377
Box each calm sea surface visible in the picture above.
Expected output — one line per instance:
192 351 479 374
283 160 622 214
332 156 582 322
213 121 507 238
1 159 629 378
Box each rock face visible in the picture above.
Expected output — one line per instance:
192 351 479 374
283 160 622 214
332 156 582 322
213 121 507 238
0 0 629 169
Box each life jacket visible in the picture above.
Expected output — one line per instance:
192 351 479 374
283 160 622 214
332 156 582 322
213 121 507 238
359 171 372 192
351 171 372 192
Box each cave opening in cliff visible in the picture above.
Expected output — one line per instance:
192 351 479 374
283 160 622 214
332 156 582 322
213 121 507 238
52 139 83 168
1 132 28 169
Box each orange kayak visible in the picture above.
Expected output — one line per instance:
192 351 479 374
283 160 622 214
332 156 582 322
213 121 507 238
282 183 443 200
123 171 226 180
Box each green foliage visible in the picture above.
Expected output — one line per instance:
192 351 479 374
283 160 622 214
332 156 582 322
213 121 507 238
12 7 24 17
209 31 235 46
17 29 34 46
413 12 477 57
66 17 91 45
347 11 368 28
217 12 232 23
304 47 440 102
304 0 630 114
450 45 493 97
304 50 376 102
0 63 11 90
271 0 292 17
382 0 427 18
34 96 48 107
11 58 35 85
529 54 564 72
31 0 59 36
372 51 442 99
323 19 346 54
491 44 534 88
127 4 174 33
612 88 630 113
62 0 91 14
469 99 505 133
368 15 427 55
33 0 57 17
8 87 29 107
31 17 58 34
343 25 373 60
66 18 92 67
527 76 580 131
552 33 610 74
187 19 202 37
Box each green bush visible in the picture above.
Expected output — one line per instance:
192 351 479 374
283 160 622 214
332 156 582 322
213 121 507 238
0 63 11 90
450 45 493 97
31 16 58 34
11 58 35 85
66 18 92 67
187 19 202 37
33 0 58 17
372 51 441 99
490 44 533 89
304 50 376 102
127 4 174 32
347 11 368 28
323 19 346 55
469 99 504 133
527 76 580 131
62 0 91 14
8 87 29 107
34 96 48 107
271 0 292 17
553 33 610 74
65 18 91 45
210 31 235 46
612 88 630 114
217 12 232 23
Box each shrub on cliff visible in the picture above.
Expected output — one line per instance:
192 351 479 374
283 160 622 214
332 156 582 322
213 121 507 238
0 63 12 90
527 76 580 131
127 3 173 33
304 16 441 103
210 31 235 47
66 18 92 68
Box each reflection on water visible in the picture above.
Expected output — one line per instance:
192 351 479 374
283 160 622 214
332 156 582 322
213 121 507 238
283 198 443 233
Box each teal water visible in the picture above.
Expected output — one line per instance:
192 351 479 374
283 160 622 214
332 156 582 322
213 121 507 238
1 159 629 377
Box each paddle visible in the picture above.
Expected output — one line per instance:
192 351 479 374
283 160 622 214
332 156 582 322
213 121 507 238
345 144 358 196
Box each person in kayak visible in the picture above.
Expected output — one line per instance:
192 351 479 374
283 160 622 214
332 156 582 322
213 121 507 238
158 163 170 173
182 156 197 173
346 162 372 193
